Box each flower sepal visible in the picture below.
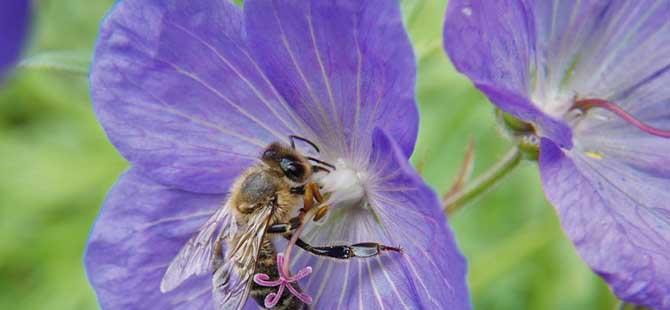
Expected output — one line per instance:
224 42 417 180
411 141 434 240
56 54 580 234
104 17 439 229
495 109 539 161
496 109 535 136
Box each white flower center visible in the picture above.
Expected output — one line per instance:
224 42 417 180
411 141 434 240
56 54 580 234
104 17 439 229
531 90 574 120
315 158 367 209
531 90 595 131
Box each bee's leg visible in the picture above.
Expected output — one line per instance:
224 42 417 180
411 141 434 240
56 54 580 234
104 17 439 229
289 182 316 219
266 217 302 234
314 205 329 221
267 183 320 234
308 183 330 222
309 183 323 202
290 183 330 222
302 183 315 214
289 237 402 259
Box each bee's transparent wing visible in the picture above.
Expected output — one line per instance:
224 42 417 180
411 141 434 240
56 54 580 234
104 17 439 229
160 203 234 292
213 205 273 310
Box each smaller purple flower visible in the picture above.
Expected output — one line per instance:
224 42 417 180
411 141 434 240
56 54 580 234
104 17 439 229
0 0 30 79
86 0 471 309
253 254 313 308
445 0 670 308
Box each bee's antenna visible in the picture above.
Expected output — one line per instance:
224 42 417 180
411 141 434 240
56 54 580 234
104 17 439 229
289 135 320 153
308 157 336 170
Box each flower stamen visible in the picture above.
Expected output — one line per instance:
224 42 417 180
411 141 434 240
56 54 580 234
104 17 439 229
574 98 670 138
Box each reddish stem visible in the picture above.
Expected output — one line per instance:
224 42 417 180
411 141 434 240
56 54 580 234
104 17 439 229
575 98 670 138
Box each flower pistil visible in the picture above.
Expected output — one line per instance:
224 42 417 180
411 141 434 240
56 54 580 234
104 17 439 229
253 253 313 308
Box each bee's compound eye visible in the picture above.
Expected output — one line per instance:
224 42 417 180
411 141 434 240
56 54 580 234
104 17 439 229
280 158 305 182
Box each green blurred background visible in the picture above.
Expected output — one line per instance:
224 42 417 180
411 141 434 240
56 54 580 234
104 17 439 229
0 0 617 309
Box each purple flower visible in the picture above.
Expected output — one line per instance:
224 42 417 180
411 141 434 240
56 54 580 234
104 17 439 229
0 0 30 78
444 1 670 308
85 0 470 309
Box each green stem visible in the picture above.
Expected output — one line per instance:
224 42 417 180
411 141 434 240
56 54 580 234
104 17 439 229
17 50 91 76
444 147 522 215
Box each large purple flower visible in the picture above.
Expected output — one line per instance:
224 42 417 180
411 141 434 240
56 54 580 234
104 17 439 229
85 0 470 309
0 0 30 78
445 0 670 308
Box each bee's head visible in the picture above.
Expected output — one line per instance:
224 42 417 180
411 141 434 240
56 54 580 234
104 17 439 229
262 142 311 184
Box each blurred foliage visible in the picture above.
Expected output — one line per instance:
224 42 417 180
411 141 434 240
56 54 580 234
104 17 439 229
0 0 616 309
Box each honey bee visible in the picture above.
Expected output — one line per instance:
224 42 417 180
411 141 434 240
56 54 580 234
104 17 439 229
160 136 401 310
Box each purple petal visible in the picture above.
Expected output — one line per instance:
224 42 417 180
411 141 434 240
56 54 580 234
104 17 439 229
528 1 670 147
530 1 670 107
85 169 226 309
285 282 312 305
244 0 419 158
0 0 30 78
446 1 670 138
289 129 470 309
443 0 533 96
530 1 670 155
443 0 574 148
540 139 670 308
91 0 299 193
446 0 670 307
